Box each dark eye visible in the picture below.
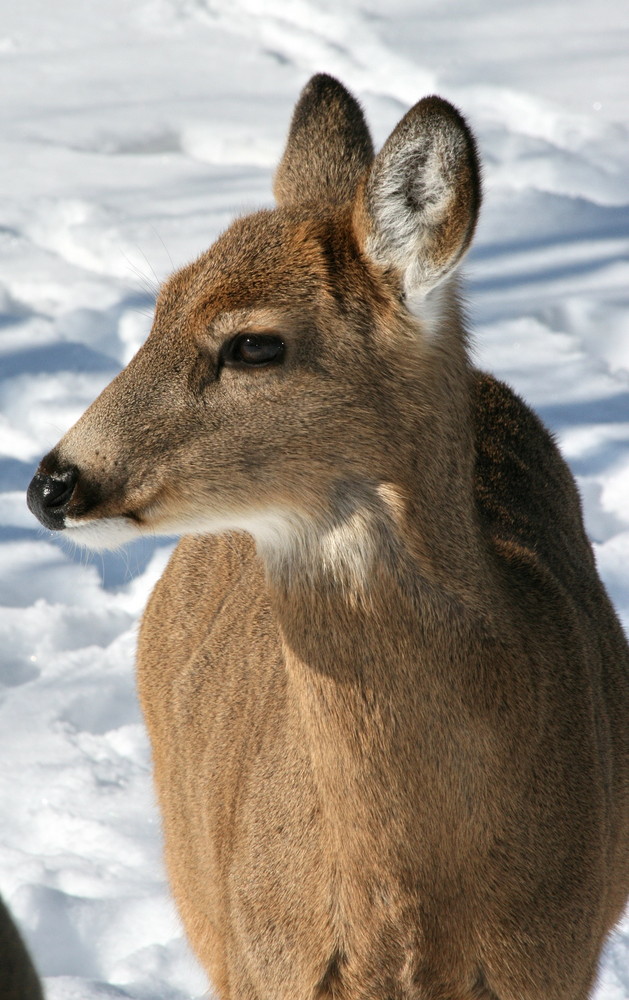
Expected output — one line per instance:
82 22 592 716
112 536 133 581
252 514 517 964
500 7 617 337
222 334 285 368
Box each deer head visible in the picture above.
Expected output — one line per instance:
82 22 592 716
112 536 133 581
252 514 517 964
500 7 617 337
27 75 481 577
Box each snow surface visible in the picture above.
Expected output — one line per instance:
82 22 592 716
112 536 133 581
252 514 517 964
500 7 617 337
1 0 628 996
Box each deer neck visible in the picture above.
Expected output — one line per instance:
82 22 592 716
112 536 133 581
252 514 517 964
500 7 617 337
260 322 489 620
262 484 489 682
258 447 495 882
256 381 499 899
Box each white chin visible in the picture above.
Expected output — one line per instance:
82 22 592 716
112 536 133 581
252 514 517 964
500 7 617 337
63 516 144 551
60 508 298 553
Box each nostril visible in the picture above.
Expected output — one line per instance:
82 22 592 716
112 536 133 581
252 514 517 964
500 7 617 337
41 469 78 508
27 466 79 530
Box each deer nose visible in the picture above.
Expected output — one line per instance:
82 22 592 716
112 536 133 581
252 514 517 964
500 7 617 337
27 466 79 530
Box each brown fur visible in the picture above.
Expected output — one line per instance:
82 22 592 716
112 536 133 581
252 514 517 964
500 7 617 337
27 75 629 999
0 895 43 999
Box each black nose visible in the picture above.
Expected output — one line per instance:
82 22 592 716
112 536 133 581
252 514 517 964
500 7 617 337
27 466 79 530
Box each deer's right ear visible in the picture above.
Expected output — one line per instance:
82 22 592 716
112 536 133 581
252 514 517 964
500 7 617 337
274 74 374 208
355 97 481 300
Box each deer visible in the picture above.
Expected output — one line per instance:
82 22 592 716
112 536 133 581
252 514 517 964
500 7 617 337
0 894 43 999
27 74 629 999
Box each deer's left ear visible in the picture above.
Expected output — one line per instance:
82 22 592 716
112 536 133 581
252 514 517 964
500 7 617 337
355 97 481 299
274 74 374 208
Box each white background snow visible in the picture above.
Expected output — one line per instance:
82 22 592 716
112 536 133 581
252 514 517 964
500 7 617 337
0 0 628 996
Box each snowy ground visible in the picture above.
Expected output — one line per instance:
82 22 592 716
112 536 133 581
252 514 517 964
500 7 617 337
0 0 628 997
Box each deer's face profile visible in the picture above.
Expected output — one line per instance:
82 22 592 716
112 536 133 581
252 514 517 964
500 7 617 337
27 81 479 561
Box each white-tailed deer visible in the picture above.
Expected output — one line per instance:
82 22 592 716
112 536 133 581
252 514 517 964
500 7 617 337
27 75 629 999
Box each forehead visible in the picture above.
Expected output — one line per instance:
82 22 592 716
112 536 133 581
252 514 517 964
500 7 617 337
156 206 359 331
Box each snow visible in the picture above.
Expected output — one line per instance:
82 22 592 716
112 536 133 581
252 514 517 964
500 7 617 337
0 0 627 996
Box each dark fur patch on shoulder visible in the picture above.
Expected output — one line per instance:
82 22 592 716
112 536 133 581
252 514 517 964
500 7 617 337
472 371 593 587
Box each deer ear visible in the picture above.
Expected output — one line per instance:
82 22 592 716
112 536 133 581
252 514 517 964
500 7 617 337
274 74 374 208
356 97 481 299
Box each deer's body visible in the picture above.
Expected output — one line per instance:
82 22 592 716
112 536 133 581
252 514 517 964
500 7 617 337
27 76 629 999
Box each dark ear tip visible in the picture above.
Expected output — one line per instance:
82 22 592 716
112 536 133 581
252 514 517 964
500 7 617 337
414 96 477 146
291 74 357 133
418 95 466 120
417 94 476 149
302 73 347 96
297 74 357 113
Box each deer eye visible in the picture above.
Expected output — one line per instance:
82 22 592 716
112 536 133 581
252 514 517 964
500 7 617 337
222 334 285 368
